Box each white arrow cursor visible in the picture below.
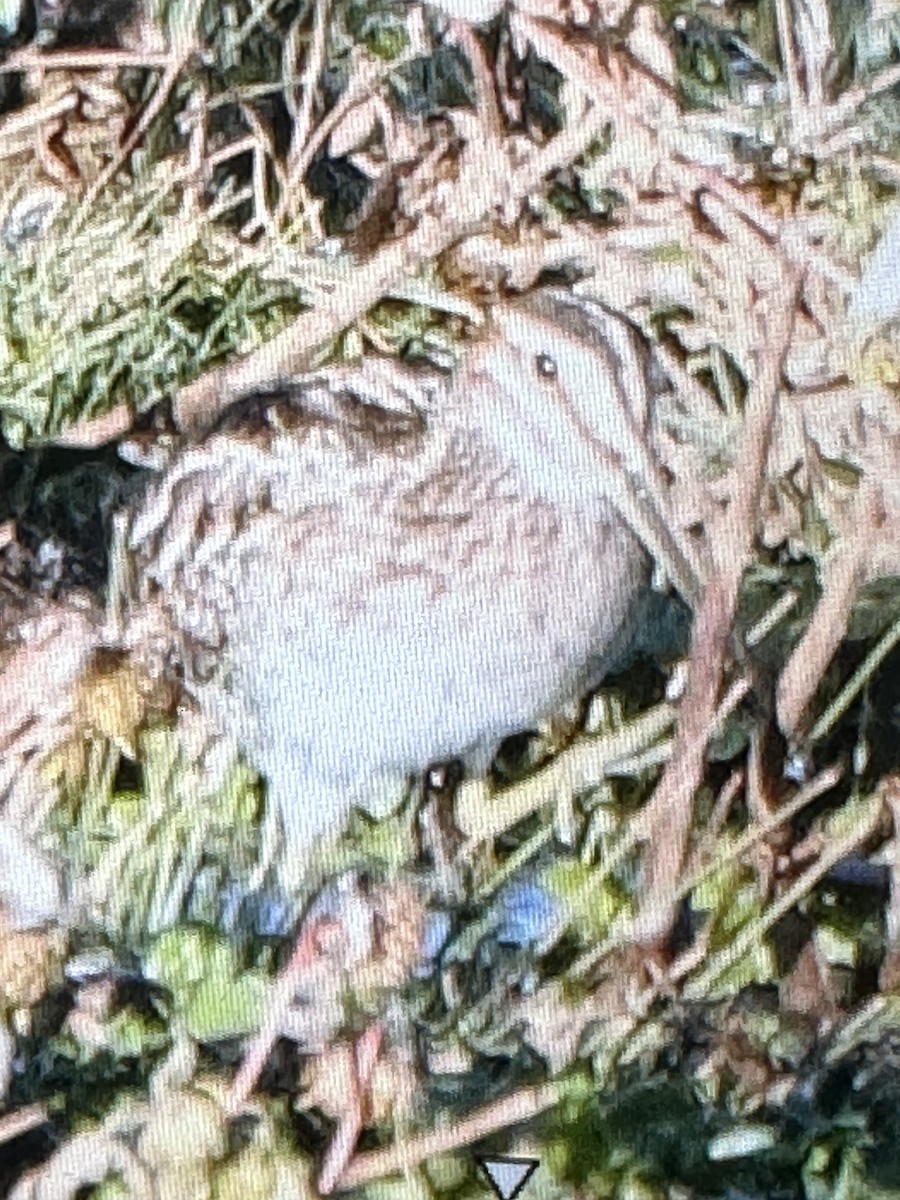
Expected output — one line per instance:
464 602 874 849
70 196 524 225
476 1155 539 1200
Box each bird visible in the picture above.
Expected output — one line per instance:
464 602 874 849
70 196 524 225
120 288 653 860
0 288 657 1192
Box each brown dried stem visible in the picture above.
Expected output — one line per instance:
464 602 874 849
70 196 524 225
0 1104 49 1149
630 215 800 943
173 40 633 431
67 47 195 236
337 1081 561 1192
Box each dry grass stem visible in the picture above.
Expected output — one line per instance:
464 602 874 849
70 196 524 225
174 36 635 430
225 916 337 1118
455 701 678 844
337 1081 562 1192
681 787 884 1001
0 1104 49 1149
809 614 900 745
632 223 800 942
0 49 175 73
571 763 844 980
284 0 330 195
68 48 196 235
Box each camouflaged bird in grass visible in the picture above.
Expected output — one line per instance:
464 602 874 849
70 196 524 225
118 290 669 861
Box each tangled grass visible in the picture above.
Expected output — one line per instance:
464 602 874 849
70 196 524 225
3 1 900 1198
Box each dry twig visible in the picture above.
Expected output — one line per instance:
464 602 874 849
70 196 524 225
173 40 642 430
337 1081 562 1192
628 198 800 942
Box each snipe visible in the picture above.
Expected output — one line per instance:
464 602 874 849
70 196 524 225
121 289 659 854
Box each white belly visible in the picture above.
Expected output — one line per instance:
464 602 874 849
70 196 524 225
129 374 648 851
197 495 644 844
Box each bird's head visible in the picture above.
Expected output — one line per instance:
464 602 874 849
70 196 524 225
449 289 700 603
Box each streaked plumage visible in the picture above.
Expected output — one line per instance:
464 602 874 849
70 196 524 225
125 292 649 852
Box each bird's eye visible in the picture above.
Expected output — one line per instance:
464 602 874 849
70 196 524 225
535 353 557 378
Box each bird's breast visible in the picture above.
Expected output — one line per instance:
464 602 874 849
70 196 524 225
123 343 648 820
